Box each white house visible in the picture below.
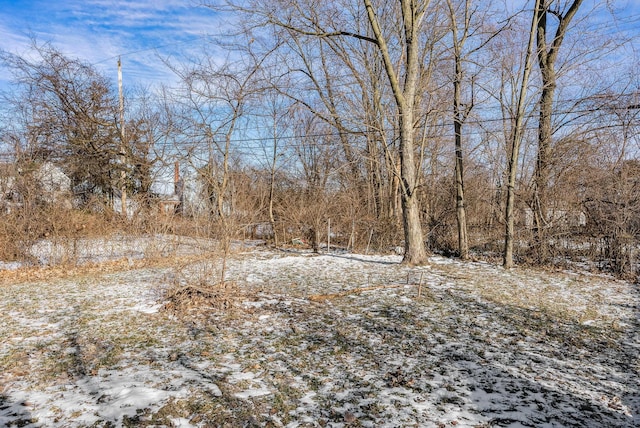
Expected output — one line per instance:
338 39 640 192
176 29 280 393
34 162 72 207
0 161 72 211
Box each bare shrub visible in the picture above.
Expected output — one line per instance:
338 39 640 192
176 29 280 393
0 178 139 266
163 281 240 315
161 236 244 317
362 217 403 254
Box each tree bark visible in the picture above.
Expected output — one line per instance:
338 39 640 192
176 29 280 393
364 0 429 265
448 0 471 260
454 115 469 260
503 0 542 269
532 0 583 264
269 120 278 248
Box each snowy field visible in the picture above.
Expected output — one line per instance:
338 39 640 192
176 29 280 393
0 240 638 427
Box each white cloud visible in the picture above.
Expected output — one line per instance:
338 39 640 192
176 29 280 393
0 0 227 89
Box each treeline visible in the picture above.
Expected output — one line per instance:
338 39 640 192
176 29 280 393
0 0 638 278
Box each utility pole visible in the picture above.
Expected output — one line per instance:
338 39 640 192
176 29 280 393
118 57 127 216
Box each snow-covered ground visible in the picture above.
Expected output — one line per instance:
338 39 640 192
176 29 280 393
26 234 223 266
0 242 638 427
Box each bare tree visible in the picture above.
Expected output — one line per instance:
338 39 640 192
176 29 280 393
256 87 294 248
444 0 510 260
531 0 584 263
171 47 265 221
277 5 405 248
213 0 432 263
362 0 431 264
446 0 472 260
1 42 121 204
503 0 541 269
125 89 166 204
580 90 640 278
291 108 336 252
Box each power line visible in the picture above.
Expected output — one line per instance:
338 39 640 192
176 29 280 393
145 101 639 151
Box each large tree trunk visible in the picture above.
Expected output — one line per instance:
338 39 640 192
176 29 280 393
450 7 469 260
532 77 555 263
532 0 583 264
398 100 427 264
364 0 428 265
454 117 469 260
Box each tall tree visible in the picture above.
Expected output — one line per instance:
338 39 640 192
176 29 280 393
215 0 431 264
503 0 542 269
447 0 472 260
445 0 508 260
531 0 584 263
362 0 430 264
170 44 267 221
124 90 165 202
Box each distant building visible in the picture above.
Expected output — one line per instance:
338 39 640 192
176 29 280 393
34 162 72 207
521 207 586 229
0 161 72 211
158 193 182 215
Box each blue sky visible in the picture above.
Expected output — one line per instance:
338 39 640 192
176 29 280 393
1 0 639 91
0 0 223 89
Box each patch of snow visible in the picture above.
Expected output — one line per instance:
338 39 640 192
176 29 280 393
131 303 162 314
233 387 272 399
171 417 198 427
0 261 23 270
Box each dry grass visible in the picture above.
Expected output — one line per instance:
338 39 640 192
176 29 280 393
163 281 242 314
0 252 212 285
